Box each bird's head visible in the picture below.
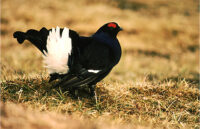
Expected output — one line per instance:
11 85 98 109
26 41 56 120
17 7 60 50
96 22 123 38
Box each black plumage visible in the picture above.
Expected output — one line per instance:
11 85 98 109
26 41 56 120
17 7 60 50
13 22 122 95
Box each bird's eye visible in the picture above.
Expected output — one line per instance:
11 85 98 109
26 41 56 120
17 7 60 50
107 23 117 28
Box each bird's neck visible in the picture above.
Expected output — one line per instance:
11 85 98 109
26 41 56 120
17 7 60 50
92 32 121 64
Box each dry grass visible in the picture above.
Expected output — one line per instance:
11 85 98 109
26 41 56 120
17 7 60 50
1 102 152 129
1 0 199 129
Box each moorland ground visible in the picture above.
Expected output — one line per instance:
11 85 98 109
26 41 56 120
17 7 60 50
1 0 199 129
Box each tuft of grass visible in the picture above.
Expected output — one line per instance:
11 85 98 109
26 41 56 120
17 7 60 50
1 0 199 129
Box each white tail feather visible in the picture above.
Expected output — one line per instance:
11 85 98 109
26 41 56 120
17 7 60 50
43 26 72 74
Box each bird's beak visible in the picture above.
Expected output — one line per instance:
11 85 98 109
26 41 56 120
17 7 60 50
119 27 123 31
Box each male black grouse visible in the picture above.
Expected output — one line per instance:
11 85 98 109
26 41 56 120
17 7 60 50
13 22 122 95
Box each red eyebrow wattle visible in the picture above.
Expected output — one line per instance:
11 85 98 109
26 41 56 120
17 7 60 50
108 23 117 28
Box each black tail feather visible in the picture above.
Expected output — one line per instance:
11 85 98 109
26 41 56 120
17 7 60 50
13 27 49 54
13 31 26 44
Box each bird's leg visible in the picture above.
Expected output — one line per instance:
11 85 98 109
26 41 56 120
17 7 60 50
67 87 79 98
89 84 96 97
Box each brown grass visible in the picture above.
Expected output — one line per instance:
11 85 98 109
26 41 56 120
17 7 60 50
1 0 199 129
1 102 153 129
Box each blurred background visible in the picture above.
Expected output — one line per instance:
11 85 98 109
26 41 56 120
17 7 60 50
1 0 199 83
1 0 199 128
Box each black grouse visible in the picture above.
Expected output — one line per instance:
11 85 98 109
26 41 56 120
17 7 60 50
13 22 122 95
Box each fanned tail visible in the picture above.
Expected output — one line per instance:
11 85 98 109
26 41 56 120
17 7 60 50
13 27 49 53
43 27 72 75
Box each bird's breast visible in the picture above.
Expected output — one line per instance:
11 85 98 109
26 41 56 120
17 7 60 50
92 33 121 65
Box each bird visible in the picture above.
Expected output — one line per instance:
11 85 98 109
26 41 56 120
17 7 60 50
13 22 122 96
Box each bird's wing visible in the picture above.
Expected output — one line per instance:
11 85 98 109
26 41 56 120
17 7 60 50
53 40 115 89
53 68 110 90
